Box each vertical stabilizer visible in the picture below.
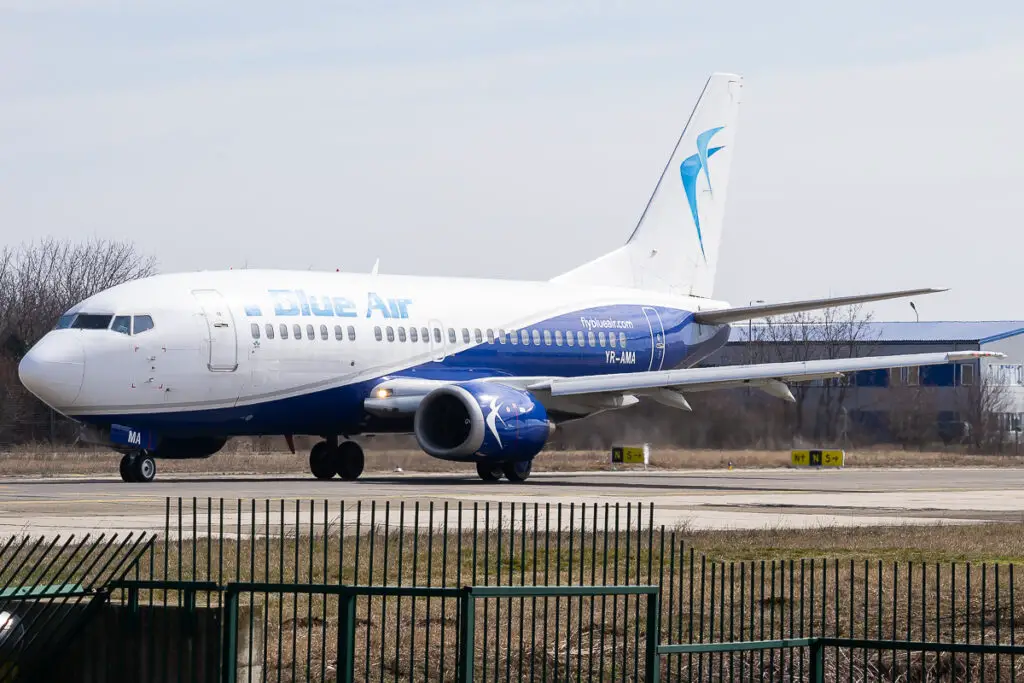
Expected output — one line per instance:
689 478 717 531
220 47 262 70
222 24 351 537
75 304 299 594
552 72 743 297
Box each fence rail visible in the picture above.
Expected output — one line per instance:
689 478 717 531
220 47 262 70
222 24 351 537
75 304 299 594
2 498 1024 682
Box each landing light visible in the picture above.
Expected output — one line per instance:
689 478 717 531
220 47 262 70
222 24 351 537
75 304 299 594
375 388 392 399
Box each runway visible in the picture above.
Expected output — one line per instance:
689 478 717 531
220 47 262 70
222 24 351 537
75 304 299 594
2 467 1023 538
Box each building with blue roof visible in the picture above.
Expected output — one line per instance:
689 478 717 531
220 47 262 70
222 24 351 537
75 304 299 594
703 321 1024 446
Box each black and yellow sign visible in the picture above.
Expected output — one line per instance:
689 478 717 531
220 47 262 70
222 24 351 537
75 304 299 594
791 449 845 468
611 446 648 465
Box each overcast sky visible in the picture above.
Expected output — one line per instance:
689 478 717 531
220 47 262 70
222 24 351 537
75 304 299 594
2 1 1022 321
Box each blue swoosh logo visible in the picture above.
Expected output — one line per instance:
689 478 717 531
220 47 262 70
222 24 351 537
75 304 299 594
680 126 725 263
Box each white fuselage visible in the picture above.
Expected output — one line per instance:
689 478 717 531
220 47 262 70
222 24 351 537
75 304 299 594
18 269 732 438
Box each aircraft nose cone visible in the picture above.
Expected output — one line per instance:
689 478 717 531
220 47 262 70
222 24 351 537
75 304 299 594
18 334 85 409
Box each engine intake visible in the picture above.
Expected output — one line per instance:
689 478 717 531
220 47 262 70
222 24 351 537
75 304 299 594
414 381 552 462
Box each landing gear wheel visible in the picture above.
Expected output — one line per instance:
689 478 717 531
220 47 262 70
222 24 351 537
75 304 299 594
476 462 504 482
337 441 364 481
502 460 532 482
119 454 135 483
309 441 337 480
132 453 157 483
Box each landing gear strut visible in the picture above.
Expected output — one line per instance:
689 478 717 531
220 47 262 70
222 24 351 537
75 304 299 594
119 452 156 483
308 439 365 481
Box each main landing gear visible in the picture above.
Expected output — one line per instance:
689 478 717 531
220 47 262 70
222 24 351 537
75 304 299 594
308 438 365 481
119 451 157 483
476 460 532 483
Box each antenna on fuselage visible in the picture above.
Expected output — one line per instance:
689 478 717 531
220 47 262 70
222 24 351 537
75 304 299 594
371 258 380 276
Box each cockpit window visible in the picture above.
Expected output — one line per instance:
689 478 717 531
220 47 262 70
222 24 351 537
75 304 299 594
71 314 113 330
54 314 75 330
133 315 154 335
111 316 132 335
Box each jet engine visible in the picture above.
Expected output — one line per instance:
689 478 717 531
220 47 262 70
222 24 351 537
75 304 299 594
413 381 553 462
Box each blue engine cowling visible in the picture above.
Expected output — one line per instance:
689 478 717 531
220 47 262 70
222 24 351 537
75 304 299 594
413 380 553 462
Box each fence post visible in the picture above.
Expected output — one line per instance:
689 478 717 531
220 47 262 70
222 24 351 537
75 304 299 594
809 639 824 683
646 590 662 683
338 592 356 683
221 587 239 683
457 588 476 683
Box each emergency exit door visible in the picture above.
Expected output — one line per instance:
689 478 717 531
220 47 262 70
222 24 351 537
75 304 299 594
192 289 239 372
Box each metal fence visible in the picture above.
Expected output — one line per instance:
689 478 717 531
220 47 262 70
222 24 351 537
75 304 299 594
2 497 1023 681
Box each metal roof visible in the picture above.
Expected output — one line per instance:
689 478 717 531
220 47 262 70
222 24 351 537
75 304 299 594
727 321 1024 345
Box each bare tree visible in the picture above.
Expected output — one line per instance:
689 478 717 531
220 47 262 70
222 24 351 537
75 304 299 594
0 238 157 445
747 305 879 444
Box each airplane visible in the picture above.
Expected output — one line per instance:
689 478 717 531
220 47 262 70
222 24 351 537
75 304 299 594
17 72 998 484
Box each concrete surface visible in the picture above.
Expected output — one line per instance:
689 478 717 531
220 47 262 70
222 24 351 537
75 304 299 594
2 467 1023 537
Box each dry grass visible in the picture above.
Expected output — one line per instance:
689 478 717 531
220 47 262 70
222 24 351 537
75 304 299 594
3 443 1024 478
10 510 1024 682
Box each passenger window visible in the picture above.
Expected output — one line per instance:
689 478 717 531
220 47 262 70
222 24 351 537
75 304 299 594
250 323 261 340
532 330 541 345
133 315 155 334
421 327 430 343
320 324 328 341
462 328 470 343
347 326 356 341
520 330 530 345
554 330 563 346
386 326 395 342
334 325 343 341
265 323 275 340
497 329 506 344
448 328 457 344
306 324 315 340
433 328 442 343
293 324 302 340
609 333 617 348
398 327 407 342
566 330 574 347
587 331 596 347
598 331 606 347
474 328 483 343
374 326 383 342
111 316 131 335
486 329 495 344
280 324 289 339
409 327 418 343
577 331 586 347
619 332 627 347
543 330 552 346
509 330 518 345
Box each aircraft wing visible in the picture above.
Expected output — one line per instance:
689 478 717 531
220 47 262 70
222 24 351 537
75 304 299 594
693 288 946 325
526 350 1001 402
365 351 1001 418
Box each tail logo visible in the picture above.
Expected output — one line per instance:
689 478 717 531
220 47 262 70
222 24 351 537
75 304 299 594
679 126 725 262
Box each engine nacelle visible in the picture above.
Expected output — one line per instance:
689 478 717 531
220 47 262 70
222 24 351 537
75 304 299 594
414 381 552 462
154 436 228 460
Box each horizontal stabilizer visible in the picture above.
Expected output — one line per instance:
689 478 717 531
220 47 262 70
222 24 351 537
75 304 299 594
693 288 947 326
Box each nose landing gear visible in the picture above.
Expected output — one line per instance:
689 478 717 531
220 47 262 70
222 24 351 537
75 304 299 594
308 439 365 481
119 452 157 483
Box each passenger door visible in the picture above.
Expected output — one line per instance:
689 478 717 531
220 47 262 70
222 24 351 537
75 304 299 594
192 289 239 372
428 318 446 362
642 307 666 372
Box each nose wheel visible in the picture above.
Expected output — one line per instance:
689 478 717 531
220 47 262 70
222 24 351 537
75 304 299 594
119 452 156 483
308 440 365 481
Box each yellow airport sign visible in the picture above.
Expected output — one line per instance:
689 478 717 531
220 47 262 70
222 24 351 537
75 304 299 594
611 445 649 465
791 449 845 468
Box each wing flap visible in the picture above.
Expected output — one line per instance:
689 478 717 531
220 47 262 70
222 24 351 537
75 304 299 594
542 351 1000 397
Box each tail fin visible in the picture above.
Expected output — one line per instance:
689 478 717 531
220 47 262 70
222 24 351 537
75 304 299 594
552 72 743 297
